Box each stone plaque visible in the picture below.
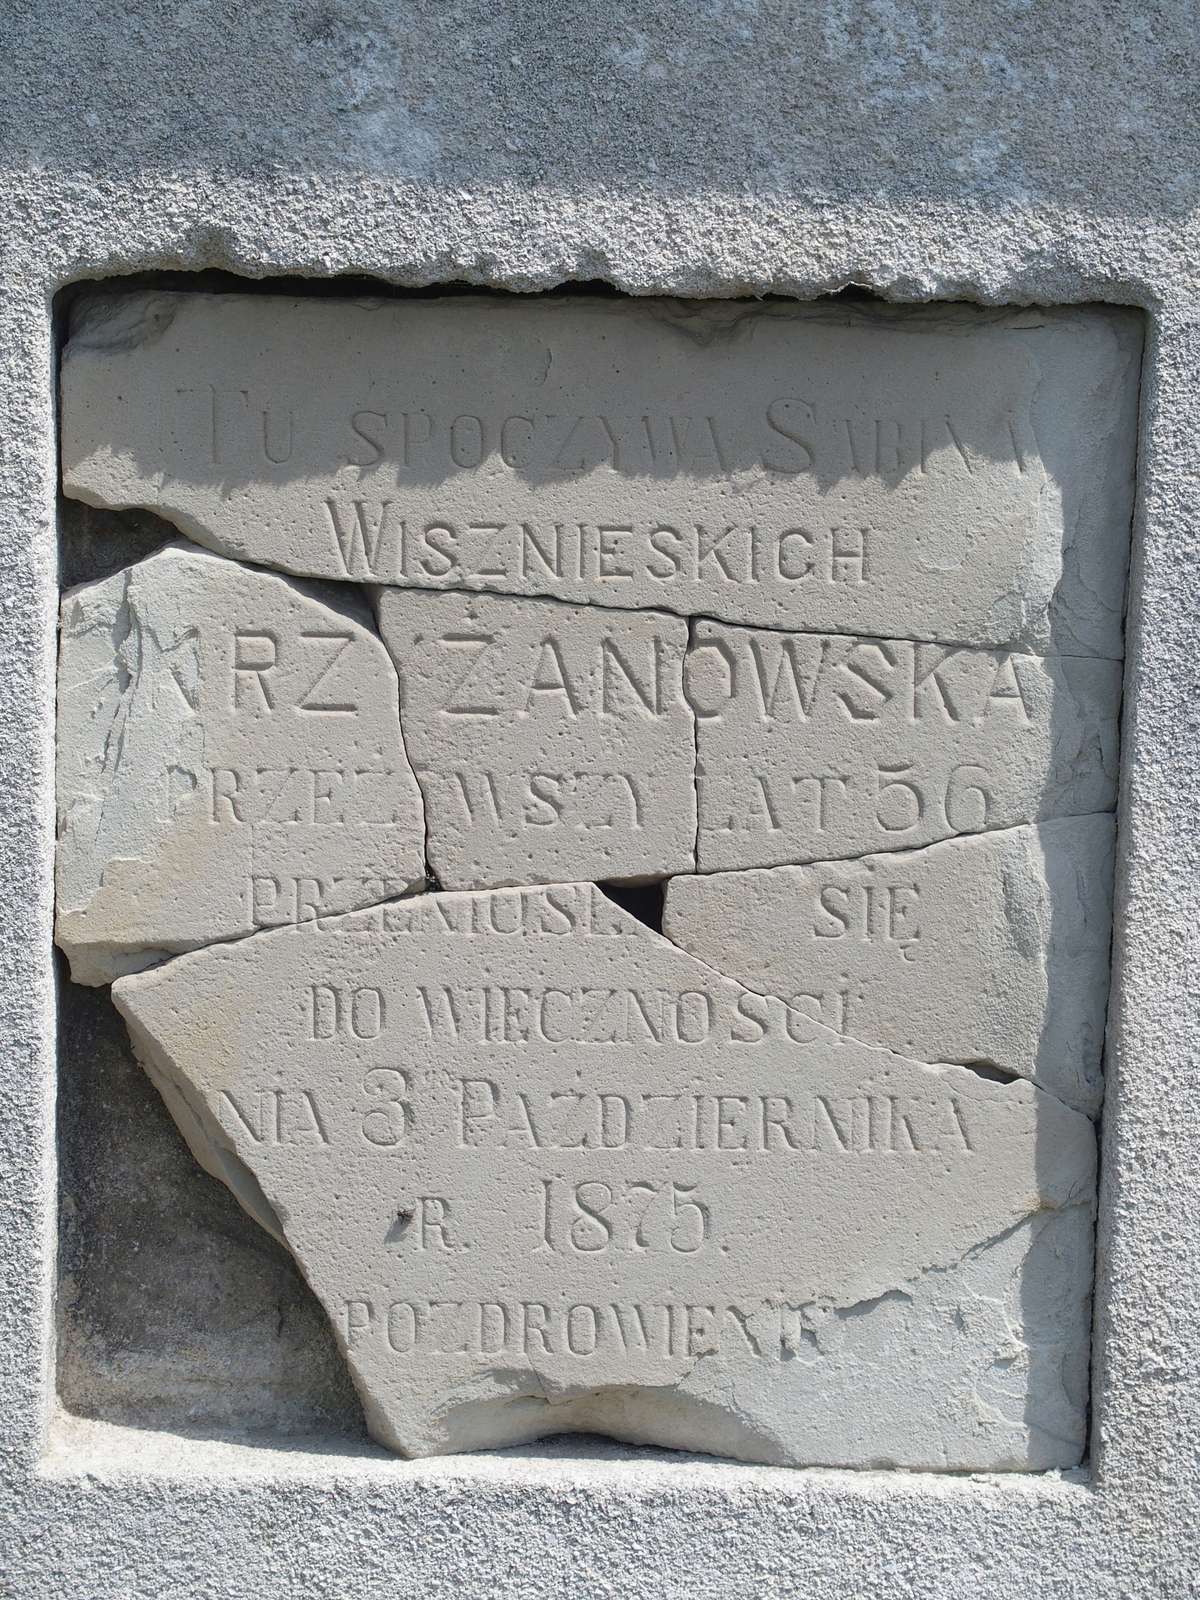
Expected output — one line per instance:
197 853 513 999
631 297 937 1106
113 887 1094 1466
56 290 1139 1470
375 589 695 889
62 293 1138 654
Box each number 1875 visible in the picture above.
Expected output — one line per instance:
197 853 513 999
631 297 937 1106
534 1177 710 1255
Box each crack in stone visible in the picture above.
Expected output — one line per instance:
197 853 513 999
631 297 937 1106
58 285 1126 1467
687 613 701 869
650 881 1096 1124
56 512 1125 662
361 578 431 883
676 810 1116 878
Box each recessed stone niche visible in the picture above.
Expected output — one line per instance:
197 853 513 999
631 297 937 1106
55 290 1140 1469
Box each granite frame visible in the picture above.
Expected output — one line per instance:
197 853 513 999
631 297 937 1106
2 15 1198 1588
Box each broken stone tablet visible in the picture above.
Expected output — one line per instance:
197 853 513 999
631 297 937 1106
375 589 694 889
690 622 1121 873
112 884 1095 1468
56 542 425 985
663 816 1114 1115
61 293 1139 655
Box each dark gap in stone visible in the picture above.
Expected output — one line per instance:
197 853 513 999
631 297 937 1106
55 271 645 319
52 271 888 327
957 1060 1021 1085
53 946 366 1439
59 500 183 589
596 879 666 933
826 283 888 301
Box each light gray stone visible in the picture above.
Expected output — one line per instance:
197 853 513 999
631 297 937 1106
61 293 1138 657
112 884 1095 1468
690 621 1121 873
52 289 1120 1485
55 542 425 985
0 0 1197 1587
664 818 1114 1116
666 1205 1095 1472
375 588 694 889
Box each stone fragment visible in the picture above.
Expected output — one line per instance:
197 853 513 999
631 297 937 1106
673 1205 1094 1471
375 589 694 888
113 884 1095 1468
689 621 1120 872
664 817 1113 1116
61 293 1139 656
56 542 425 985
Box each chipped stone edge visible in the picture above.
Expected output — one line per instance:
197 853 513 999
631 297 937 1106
659 819 1116 1119
53 544 431 984
107 888 1096 1468
3 166 1191 1598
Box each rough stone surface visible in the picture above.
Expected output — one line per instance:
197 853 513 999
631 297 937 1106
112 885 1094 1468
376 588 695 888
0 3 1197 1593
664 817 1114 1117
51 291 1124 1479
55 542 425 984
691 621 1121 872
61 293 1138 658
54 303 1122 1478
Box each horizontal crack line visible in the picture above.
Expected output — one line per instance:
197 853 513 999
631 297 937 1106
61 505 1124 662
651 909 1098 1121
683 810 1116 877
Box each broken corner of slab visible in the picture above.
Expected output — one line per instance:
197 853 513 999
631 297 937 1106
55 540 426 984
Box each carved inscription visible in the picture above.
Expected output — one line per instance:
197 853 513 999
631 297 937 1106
55 543 425 984
377 589 695 888
664 817 1114 1114
58 291 1138 1471
691 621 1120 871
113 886 1095 1462
62 294 1140 653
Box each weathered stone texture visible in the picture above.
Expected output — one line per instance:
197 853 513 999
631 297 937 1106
62 294 1139 656
376 588 695 888
0 0 1193 1587
112 885 1095 1467
56 542 425 984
